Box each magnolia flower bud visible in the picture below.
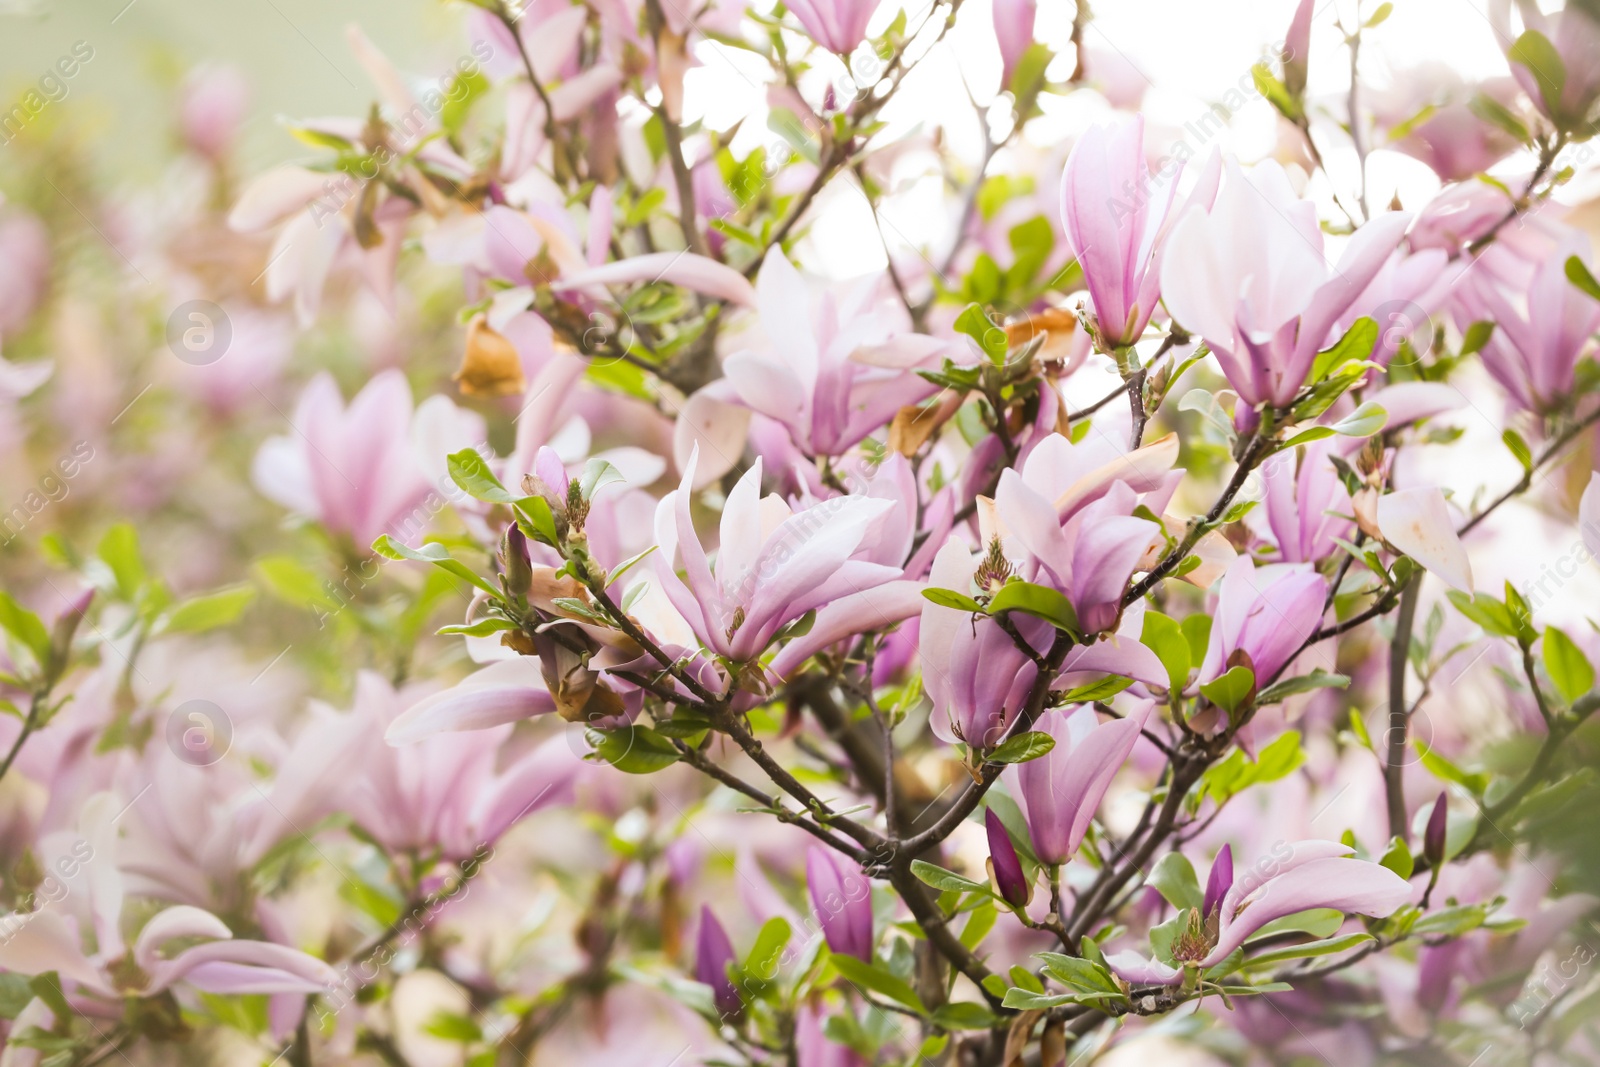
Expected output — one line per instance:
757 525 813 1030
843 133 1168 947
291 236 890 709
694 906 742 1020
985 807 1032 909
1424 792 1449 869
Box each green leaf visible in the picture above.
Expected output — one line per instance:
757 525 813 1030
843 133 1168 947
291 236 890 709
447 448 516 504
1200 731 1305 808
1508 29 1567 118
953 303 1008 365
1180 615 1212 664
743 916 792 985
1147 852 1203 912
1331 401 1387 438
987 731 1056 764
1036 952 1121 995
1244 932 1375 968
830 955 926 1015
987 581 1080 634
1365 1 1393 26
586 725 681 774
160 587 254 635
1279 426 1336 451
1000 987 1078 1010
931 1001 999 1031
910 859 990 895
1502 428 1534 472
1415 740 1490 795
1445 590 1523 641
1058 675 1134 704
254 557 343 611
1008 964 1045 995
1460 319 1496 356
97 523 146 601
1310 318 1378 382
1379 836 1414 880
922 588 984 613
1249 908 1344 941
1256 670 1350 705
1543 626 1595 704
423 1010 483 1043
372 535 499 596
1251 63 1300 121
436 617 518 637
0 592 50 668
1198 666 1256 715
1006 216 1055 289
1567 255 1600 302
1470 93 1529 142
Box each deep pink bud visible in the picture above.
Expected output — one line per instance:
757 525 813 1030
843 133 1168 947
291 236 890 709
1424 792 1448 868
695 906 742 1019
1203 844 1233 917
806 848 874 960
985 807 1031 908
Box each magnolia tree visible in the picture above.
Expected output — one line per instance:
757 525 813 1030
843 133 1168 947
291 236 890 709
2 0 1600 1063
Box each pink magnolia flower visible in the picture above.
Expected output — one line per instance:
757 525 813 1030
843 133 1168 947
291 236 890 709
0 795 335 1003
1198 556 1327 687
652 449 899 662
1060 117 1221 349
1376 487 1474 593
1105 840 1412 984
1004 704 1150 866
806 847 873 959
179 64 250 161
1493 0 1600 131
695 907 742 1018
1160 160 1411 428
788 0 877 54
251 368 433 549
992 0 1036 86
1371 65 1522 181
991 465 1161 636
714 248 948 457
1457 239 1600 412
340 671 581 858
1262 438 1352 564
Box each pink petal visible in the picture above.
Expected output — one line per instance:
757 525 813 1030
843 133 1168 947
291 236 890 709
552 252 758 307
385 659 556 744
1377 487 1473 592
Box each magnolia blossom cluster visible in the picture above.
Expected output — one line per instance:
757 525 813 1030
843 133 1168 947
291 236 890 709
1 0 1600 1065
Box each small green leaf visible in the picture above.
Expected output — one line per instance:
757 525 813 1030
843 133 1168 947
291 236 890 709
1543 626 1595 704
1379 836 1414 880
953 303 1008 365
1244 932 1375 968
1198 666 1256 714
1144 610 1194 695
987 581 1080 634
986 731 1056 764
0 592 50 668
1310 318 1378 382
372 535 499 596
1502 428 1534 472
743 916 792 986
1256 670 1350 705
1147 852 1203 912
160 587 255 635
1000 987 1078 1010
830 955 926 1015
922 588 984 613
447 448 516 504
910 859 990 895
1460 319 1496 356
1057 675 1134 703
97 523 146 601
1415 740 1490 795
930 1001 998 1031
1036 952 1121 995
436 617 518 637
1508 29 1567 119
586 725 681 774
1331 401 1387 438
1567 255 1600 302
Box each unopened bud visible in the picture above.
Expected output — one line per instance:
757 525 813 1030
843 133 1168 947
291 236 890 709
1424 792 1448 868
